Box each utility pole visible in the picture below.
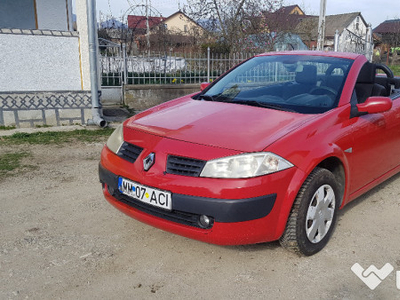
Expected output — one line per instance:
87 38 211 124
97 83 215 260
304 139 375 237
317 0 327 51
145 0 150 50
86 0 106 127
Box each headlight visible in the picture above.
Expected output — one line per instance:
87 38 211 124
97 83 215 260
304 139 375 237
200 152 293 179
106 124 124 154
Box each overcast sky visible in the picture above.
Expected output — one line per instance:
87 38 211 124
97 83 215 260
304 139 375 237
92 0 399 28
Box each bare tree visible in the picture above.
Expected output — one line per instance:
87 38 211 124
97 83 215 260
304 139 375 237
293 16 317 50
183 0 285 52
98 13 141 55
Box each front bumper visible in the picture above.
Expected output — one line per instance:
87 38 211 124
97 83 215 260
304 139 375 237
100 164 277 228
99 140 302 245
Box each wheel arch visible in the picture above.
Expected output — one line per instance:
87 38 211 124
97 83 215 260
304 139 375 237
316 157 346 207
274 152 349 241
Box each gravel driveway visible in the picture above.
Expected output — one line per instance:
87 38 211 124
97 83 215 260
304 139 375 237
1 137 400 299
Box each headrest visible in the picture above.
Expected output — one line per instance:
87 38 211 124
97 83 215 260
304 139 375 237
356 62 376 84
296 65 317 85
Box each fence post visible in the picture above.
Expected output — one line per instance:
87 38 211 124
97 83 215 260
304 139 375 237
122 43 127 85
334 30 339 52
365 24 373 62
207 47 210 83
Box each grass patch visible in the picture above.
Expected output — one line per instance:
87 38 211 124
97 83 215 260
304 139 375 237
0 151 32 179
0 129 114 179
390 65 400 77
35 124 53 128
0 128 115 180
0 128 114 145
0 125 16 130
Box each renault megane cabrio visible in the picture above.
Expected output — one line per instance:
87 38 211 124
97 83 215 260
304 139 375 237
99 51 400 255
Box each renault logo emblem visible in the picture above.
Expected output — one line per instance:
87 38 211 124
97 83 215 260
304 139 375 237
143 153 155 171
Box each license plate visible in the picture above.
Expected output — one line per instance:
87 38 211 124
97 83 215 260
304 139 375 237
118 177 172 211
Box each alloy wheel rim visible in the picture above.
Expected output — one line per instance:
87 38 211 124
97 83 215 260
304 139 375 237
305 184 336 244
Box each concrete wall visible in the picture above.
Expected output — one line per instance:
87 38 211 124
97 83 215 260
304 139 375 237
0 30 82 92
124 84 200 111
0 0 93 128
75 0 93 91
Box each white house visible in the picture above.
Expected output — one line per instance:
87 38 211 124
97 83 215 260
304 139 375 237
325 13 370 53
296 12 371 55
0 0 95 128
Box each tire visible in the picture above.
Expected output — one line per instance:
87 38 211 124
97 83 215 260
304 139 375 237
280 167 339 256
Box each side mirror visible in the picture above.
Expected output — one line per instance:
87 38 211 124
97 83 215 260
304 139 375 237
356 96 392 114
200 82 210 91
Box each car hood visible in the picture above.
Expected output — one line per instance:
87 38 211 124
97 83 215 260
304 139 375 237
126 98 316 152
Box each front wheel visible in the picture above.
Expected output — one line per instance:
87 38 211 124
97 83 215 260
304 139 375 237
280 168 339 256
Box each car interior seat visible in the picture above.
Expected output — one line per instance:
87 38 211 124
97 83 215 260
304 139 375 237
355 62 387 103
283 65 317 99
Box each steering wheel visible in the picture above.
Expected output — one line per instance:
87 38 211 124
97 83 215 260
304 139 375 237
375 63 394 78
309 86 337 97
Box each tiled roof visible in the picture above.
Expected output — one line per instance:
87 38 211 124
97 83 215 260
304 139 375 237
127 15 164 29
374 19 400 34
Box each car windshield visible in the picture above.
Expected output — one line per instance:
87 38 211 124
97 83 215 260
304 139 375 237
196 55 354 114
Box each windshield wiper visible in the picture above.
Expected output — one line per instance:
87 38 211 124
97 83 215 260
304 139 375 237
199 93 232 102
198 94 215 101
259 103 295 112
230 99 296 112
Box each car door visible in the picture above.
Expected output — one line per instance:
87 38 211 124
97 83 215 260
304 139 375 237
349 94 400 193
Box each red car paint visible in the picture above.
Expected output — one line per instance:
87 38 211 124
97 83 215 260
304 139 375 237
99 51 400 246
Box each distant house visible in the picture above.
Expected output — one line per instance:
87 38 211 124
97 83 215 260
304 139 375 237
237 4 308 51
128 15 165 33
127 11 205 51
161 11 204 35
374 19 400 49
0 0 94 128
261 4 307 34
128 11 203 35
274 4 305 16
261 5 370 52
295 12 369 51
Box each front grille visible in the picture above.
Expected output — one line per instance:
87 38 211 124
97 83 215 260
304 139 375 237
166 155 207 177
117 142 143 163
112 189 211 229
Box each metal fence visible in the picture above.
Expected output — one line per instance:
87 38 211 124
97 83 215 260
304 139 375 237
100 49 257 87
100 36 376 87
99 38 123 87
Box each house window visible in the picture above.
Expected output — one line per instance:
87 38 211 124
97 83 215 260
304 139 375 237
184 25 188 32
355 16 360 30
0 0 37 29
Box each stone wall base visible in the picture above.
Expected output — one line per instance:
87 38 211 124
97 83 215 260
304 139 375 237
0 91 92 128
124 84 200 112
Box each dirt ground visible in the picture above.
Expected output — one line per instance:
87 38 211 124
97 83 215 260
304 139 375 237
1 137 400 300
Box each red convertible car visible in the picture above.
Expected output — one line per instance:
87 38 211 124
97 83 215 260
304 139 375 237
99 51 400 255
